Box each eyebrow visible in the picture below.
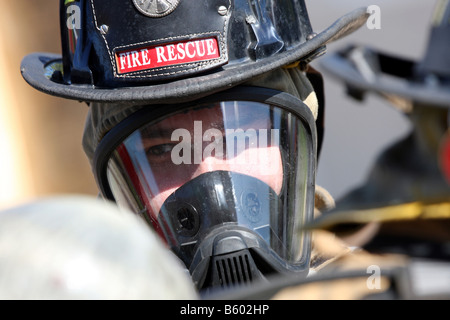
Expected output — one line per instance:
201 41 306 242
140 127 180 139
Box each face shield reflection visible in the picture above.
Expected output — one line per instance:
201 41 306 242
106 101 314 267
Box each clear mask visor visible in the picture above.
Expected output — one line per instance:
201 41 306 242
104 100 315 267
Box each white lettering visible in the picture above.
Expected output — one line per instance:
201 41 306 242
126 53 132 69
170 123 279 166
367 5 381 30
131 51 142 67
171 129 191 165
66 5 81 30
367 265 382 289
119 53 128 70
195 40 206 57
206 39 217 56
203 128 224 160
180 304 215 317
167 44 177 61
117 37 219 73
226 128 258 164
156 46 167 63
193 121 203 165
177 43 186 60
141 49 151 65
185 42 196 58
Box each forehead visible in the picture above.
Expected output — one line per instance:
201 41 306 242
140 101 275 133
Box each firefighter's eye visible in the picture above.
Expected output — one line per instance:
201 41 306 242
146 143 175 158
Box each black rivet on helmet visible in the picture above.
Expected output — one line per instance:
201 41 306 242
99 24 109 35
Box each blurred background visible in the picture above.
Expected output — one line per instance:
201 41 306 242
0 0 438 210
0 1 98 210
309 0 437 199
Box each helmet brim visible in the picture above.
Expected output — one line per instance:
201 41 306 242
320 44 450 109
21 8 369 104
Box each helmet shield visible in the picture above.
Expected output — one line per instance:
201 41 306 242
59 0 313 88
94 87 317 284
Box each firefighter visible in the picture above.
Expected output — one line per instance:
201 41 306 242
21 0 369 295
